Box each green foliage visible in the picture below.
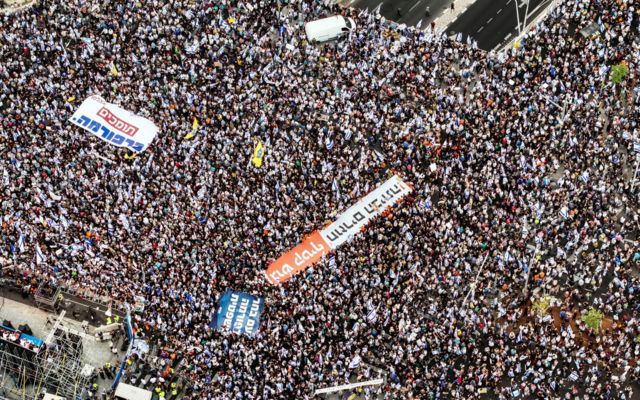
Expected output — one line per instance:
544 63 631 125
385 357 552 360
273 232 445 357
532 295 552 317
610 63 629 85
580 308 604 332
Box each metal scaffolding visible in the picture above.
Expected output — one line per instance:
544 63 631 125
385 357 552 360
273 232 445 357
0 311 90 400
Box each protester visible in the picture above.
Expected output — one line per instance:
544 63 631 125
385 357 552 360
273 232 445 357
0 0 639 398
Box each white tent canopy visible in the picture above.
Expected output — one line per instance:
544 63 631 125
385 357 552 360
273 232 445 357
114 383 153 400
43 394 66 400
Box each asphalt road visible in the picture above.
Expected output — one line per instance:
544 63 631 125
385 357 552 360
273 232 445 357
352 0 452 28
447 0 553 50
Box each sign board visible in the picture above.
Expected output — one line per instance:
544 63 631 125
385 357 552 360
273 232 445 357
266 176 412 284
69 95 158 153
211 290 264 336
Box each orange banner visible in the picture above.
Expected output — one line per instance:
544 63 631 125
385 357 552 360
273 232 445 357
265 231 329 285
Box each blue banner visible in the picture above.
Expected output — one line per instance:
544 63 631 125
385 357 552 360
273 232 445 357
212 289 264 336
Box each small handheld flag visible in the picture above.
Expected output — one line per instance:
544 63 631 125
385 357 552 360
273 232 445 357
183 117 199 140
110 62 119 77
252 140 264 168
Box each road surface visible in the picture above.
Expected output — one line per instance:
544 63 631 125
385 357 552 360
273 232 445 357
447 0 554 50
351 0 452 29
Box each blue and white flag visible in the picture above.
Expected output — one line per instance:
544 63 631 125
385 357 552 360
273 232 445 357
633 142 640 153
331 178 341 201
185 39 200 55
17 232 25 253
579 171 589 183
35 243 46 265
504 250 513 263
325 136 334 150
328 255 337 269
366 303 379 323
373 149 385 162
211 289 264 336
559 206 569 220
2 170 8 187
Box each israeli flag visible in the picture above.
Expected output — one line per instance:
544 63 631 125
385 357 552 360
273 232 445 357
579 171 589 183
559 206 569 220
521 225 529 236
424 197 432 209
633 142 640 153
366 305 378 323
2 169 8 187
569 136 578 146
185 292 195 303
18 232 25 253
331 178 341 201
405 230 414 241
119 214 131 230
535 202 544 218
344 129 352 141
542 177 550 186
328 255 336 268
325 136 334 150
373 149 385 161
348 354 362 369
504 250 513 263
35 243 46 265
56 216 67 231
185 39 200 55
519 156 528 170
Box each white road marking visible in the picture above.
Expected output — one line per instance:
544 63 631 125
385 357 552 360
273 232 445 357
506 0 512 3
505 32 514 40
487 17 493 23
408 0 423 13
497 8 502 13
518 0 527 7
373 2 382 13
477 26 484 32
530 1 547 16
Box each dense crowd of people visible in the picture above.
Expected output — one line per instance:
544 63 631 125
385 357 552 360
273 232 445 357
1 0 640 398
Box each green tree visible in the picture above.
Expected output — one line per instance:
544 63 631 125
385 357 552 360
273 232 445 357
610 62 629 85
580 308 604 332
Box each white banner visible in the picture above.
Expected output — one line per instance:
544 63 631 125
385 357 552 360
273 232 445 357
69 95 158 153
319 175 412 249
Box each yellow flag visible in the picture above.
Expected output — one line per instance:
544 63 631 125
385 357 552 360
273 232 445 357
184 118 198 140
67 96 76 103
124 153 136 160
110 62 119 77
513 40 521 49
252 140 264 168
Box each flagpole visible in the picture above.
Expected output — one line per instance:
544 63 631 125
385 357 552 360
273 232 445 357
523 243 540 296
631 154 639 191
461 252 490 312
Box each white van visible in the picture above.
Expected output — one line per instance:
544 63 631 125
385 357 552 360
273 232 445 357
304 15 356 44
